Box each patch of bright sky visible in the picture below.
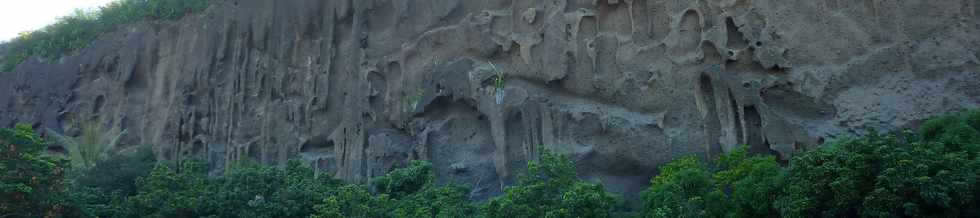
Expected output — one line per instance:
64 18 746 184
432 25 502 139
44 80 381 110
0 0 116 43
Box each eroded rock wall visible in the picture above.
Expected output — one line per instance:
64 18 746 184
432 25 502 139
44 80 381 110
1 0 978 203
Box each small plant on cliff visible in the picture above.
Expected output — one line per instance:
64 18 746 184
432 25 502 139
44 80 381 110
403 89 425 112
488 61 506 94
373 160 434 198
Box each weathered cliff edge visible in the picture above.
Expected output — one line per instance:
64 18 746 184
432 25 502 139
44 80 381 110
1 0 978 202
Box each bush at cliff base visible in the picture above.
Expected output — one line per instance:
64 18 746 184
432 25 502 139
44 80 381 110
0 124 74 217
643 109 980 218
2 109 977 217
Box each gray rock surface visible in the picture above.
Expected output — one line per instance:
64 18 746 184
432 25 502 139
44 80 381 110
1 0 978 204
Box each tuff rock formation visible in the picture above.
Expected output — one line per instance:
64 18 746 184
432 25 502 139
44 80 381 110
1 0 978 203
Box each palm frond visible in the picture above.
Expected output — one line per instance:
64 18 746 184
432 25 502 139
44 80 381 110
46 121 126 169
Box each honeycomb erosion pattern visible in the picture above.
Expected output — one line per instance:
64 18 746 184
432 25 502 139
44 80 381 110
0 0 978 204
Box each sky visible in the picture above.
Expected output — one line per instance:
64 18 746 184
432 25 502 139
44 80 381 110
0 0 116 42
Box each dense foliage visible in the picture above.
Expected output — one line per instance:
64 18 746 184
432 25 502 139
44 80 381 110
106 159 348 218
640 147 784 218
0 124 74 217
73 145 155 197
643 109 980 218
1 0 212 72
70 145 156 217
312 160 477 218
2 109 977 217
778 111 980 217
482 151 620 218
0 124 616 217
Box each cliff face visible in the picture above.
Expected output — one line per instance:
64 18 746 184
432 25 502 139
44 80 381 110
1 0 978 201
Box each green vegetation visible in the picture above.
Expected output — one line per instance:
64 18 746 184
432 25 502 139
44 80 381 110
313 160 477 217
0 124 617 217
482 151 620 218
1 0 212 72
71 145 156 218
403 89 425 112
73 145 155 196
643 109 980 218
1 109 978 217
640 147 784 218
488 61 506 94
0 124 74 217
48 121 126 169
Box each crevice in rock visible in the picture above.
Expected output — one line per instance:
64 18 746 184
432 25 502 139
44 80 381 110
696 74 722 157
670 9 703 59
742 105 767 154
729 90 744 145
93 95 105 114
725 17 749 50
300 134 336 160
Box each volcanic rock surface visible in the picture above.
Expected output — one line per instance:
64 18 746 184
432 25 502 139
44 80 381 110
1 0 978 203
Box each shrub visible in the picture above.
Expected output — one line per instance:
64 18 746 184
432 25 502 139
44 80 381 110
373 160 433 198
69 145 156 218
120 159 344 218
69 185 128 218
778 110 980 217
379 161 476 217
261 160 344 218
207 160 343 218
642 147 787 218
714 147 786 218
312 184 391 218
482 150 620 218
206 161 286 217
391 184 476 218
313 159 476 218
125 161 209 218
918 110 980 156
778 132 979 217
74 145 155 196
641 155 727 218
11 109 977 217
641 110 980 218
0 124 74 217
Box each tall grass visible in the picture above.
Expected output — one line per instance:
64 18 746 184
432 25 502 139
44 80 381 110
0 0 212 72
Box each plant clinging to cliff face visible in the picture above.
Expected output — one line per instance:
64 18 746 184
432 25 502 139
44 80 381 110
488 61 505 93
403 89 425 112
373 160 433 198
